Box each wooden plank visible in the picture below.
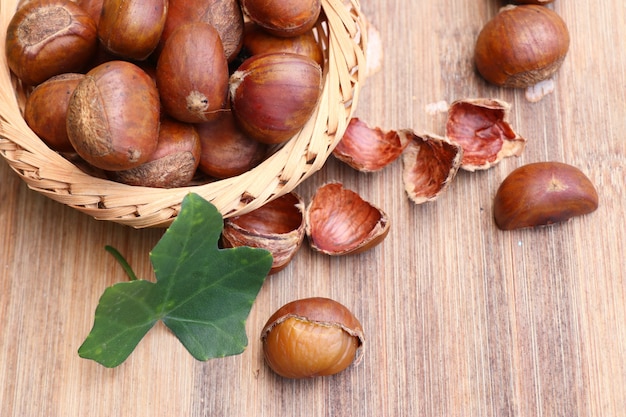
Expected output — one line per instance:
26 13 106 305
1 0 625 416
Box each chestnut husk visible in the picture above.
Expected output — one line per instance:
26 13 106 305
333 117 410 172
400 131 463 204
305 182 390 256
221 192 306 274
445 98 526 171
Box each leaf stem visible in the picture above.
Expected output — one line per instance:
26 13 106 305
105 245 138 281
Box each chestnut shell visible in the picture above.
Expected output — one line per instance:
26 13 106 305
240 0 321 37
305 183 390 256
221 192 305 274
333 117 410 172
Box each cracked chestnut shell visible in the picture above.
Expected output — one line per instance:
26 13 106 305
493 162 599 230
305 183 389 256
156 22 229 123
66 60 160 171
229 52 322 144
401 131 463 204
221 192 305 274
333 117 410 172
261 297 364 379
474 5 570 88
446 98 526 171
5 0 97 86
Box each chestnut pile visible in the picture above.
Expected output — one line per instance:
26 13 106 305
6 0 325 188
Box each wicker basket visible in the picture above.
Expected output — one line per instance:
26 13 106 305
0 0 367 228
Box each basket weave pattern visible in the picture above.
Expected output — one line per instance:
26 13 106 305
0 0 367 228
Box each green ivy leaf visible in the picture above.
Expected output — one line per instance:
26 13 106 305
78 193 273 368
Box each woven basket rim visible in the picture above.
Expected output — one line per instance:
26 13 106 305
0 0 367 228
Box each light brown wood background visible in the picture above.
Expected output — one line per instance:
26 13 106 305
1 0 625 416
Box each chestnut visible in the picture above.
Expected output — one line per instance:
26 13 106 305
156 22 230 123
493 162 599 230
229 52 323 144
196 110 269 179
305 183 390 256
221 192 306 274
5 0 98 86
158 0 244 62
66 60 160 171
241 22 324 68
474 5 570 88
240 0 321 38
97 0 167 61
261 297 364 379
23 73 85 153
106 118 201 188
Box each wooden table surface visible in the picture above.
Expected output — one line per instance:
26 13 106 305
2 1 625 416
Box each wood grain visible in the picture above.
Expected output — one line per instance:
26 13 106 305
1 1 625 416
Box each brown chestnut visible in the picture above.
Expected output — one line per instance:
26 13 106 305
474 5 570 88
66 60 160 171
229 52 322 144
158 0 244 62
305 183 390 256
5 0 97 86
97 0 167 61
106 118 201 188
261 297 364 379
156 22 230 123
196 110 268 179
221 192 306 274
23 73 85 153
513 0 555 4
493 162 599 230
241 22 324 68
240 0 321 38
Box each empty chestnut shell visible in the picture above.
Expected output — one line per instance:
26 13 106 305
221 192 306 274
333 117 410 172
261 297 364 379
446 98 526 171
305 183 390 256
493 162 599 230
401 131 464 204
